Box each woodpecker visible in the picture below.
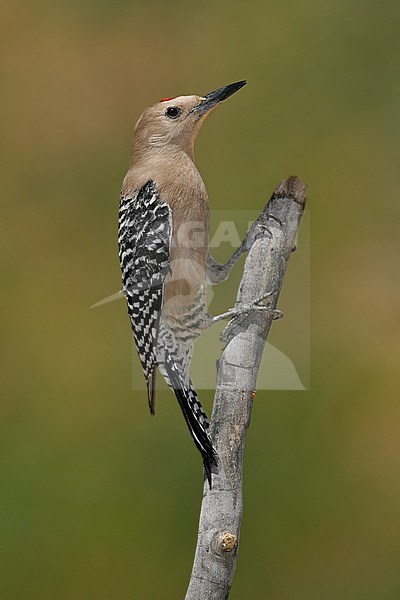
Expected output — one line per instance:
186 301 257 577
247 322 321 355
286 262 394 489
118 81 247 486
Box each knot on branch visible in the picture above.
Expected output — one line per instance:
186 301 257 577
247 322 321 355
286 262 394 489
215 531 237 554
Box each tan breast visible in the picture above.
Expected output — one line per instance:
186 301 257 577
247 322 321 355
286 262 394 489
122 147 211 320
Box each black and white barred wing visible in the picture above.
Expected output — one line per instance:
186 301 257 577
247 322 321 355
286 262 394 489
118 180 172 414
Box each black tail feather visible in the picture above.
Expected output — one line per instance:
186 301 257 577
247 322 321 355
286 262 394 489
164 361 218 488
146 369 156 415
202 452 217 489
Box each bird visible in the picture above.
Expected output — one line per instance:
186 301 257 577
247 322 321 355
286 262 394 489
118 81 247 486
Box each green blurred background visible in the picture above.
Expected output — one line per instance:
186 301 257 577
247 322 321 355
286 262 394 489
1 1 399 598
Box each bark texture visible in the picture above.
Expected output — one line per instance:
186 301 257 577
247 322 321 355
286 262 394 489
185 176 307 600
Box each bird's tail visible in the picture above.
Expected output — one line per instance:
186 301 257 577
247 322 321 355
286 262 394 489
164 358 218 487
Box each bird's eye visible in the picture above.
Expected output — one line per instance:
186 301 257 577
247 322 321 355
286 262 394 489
165 106 181 119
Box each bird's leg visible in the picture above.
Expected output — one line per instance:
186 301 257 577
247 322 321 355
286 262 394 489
204 291 283 330
204 211 285 336
206 249 244 284
210 302 283 325
206 214 283 285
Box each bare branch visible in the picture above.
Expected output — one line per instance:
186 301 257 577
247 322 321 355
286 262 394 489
185 176 307 600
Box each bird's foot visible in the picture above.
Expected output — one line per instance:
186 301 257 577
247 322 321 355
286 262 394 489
209 291 283 342
210 293 283 325
243 213 283 251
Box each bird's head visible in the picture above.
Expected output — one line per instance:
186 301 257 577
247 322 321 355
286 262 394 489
132 80 247 160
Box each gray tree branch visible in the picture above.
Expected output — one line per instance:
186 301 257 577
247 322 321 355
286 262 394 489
185 176 307 600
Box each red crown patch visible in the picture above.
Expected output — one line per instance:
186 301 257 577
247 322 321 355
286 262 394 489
159 96 177 103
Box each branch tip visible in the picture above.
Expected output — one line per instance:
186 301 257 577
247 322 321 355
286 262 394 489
274 176 307 207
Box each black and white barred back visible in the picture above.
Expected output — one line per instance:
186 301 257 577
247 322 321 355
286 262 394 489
118 180 217 485
118 180 170 411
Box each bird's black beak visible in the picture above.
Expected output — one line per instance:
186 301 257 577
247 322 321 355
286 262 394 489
191 80 247 116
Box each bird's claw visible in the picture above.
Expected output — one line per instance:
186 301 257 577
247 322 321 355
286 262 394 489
233 302 283 321
219 300 283 342
244 213 283 251
266 213 283 228
255 223 273 240
244 222 271 251
253 290 283 319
